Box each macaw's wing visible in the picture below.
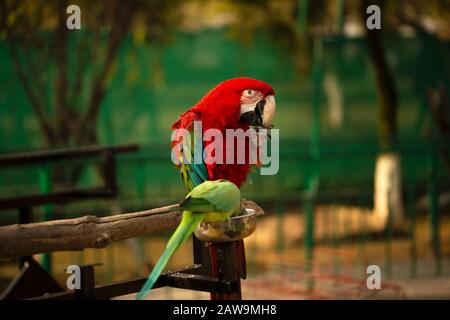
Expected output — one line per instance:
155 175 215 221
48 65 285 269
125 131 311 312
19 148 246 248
172 111 208 191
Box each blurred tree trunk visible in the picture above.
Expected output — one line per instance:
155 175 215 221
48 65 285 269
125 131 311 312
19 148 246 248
364 22 397 148
360 0 405 225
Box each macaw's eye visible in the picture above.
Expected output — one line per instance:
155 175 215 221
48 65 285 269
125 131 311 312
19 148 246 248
243 89 255 98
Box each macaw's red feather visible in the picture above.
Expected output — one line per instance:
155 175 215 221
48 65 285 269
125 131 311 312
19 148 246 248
172 77 275 188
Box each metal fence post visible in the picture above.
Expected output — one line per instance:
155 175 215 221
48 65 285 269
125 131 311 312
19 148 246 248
38 163 53 274
406 159 417 278
429 144 441 275
304 36 323 266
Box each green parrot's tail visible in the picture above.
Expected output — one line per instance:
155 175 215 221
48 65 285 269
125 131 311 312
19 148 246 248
136 211 205 300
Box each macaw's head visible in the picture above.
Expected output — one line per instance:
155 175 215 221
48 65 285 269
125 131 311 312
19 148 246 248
195 77 276 130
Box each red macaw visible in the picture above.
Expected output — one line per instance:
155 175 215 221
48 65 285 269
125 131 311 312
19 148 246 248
171 77 276 299
137 77 275 300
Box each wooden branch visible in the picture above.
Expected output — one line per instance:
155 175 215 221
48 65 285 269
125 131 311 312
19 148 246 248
0 200 263 259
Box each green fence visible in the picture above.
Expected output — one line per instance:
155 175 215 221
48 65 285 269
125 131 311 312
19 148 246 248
5 137 449 279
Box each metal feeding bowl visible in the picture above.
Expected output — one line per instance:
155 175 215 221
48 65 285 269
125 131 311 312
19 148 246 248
194 208 257 243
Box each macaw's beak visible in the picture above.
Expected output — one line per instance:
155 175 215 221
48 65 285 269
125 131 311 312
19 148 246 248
240 95 276 127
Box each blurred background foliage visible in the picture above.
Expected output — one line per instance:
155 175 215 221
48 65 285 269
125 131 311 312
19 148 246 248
0 0 449 209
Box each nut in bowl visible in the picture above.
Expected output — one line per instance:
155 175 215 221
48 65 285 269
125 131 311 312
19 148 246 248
194 208 257 243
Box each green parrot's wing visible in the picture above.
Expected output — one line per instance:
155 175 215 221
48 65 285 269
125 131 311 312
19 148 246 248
179 196 214 212
181 180 241 214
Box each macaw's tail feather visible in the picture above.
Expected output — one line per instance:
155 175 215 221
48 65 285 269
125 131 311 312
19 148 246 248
136 211 205 300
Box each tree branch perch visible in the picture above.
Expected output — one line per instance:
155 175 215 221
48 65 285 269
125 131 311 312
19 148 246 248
0 200 263 259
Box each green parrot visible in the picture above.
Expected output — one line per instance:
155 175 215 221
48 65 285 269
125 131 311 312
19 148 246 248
136 179 241 300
